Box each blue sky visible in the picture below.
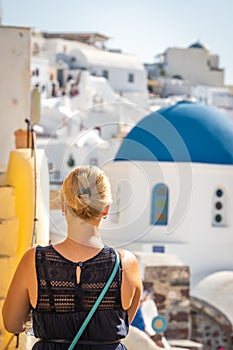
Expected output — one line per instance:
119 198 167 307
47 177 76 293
2 0 233 85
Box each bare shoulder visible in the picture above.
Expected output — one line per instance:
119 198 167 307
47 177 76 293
117 249 139 272
117 249 137 261
21 246 36 261
17 247 36 270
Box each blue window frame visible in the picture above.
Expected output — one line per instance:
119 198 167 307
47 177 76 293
151 184 168 225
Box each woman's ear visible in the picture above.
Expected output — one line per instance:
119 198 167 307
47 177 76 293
102 204 110 217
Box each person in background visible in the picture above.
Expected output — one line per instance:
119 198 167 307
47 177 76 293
131 306 145 332
131 290 152 331
2 165 142 349
132 289 165 348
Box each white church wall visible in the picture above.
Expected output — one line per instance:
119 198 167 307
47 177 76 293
101 161 233 287
190 164 233 244
164 161 232 286
101 161 193 246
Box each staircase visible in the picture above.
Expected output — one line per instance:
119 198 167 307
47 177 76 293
0 149 50 349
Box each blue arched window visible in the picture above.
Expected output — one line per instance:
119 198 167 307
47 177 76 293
151 184 169 225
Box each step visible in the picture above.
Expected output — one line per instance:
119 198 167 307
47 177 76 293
0 186 16 219
0 255 17 298
0 218 19 256
169 339 203 350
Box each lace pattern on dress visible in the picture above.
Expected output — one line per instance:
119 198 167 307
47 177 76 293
35 245 122 313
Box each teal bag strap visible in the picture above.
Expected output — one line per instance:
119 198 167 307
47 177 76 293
68 250 120 350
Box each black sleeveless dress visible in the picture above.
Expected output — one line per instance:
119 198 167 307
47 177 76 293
31 245 129 349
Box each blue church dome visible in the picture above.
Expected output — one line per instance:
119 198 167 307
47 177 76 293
188 41 208 50
115 101 233 165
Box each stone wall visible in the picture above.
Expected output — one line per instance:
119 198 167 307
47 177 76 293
191 296 233 350
144 265 191 340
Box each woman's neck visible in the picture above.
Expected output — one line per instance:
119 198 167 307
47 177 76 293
66 217 104 248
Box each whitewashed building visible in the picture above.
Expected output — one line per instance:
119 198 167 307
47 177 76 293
30 30 148 105
145 41 224 92
164 42 224 87
101 100 233 287
192 84 233 121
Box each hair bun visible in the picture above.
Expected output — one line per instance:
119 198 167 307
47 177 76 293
61 166 112 224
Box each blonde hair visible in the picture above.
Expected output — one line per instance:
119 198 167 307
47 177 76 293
61 166 112 223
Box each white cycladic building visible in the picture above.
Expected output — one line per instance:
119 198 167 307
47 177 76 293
164 42 224 87
30 30 148 106
192 84 233 114
101 101 233 288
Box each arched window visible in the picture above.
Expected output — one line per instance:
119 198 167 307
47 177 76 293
151 184 169 225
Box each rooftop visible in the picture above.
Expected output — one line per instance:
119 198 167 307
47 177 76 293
42 32 109 45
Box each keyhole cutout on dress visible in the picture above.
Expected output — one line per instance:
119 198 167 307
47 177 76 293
76 265 82 284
